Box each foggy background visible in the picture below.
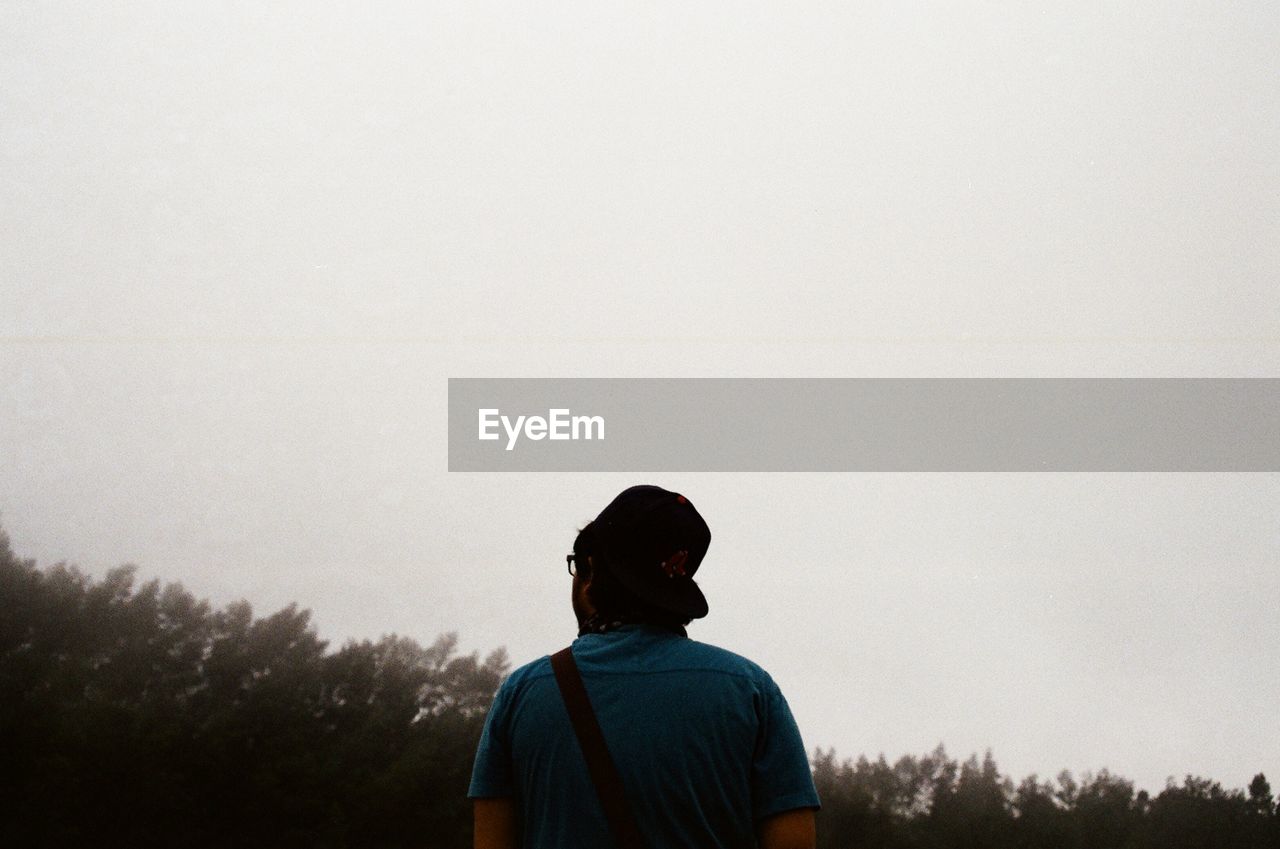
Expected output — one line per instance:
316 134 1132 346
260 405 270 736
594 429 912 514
4 1 1278 795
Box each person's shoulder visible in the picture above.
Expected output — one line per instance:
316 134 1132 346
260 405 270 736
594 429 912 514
492 652 556 700
679 636 778 685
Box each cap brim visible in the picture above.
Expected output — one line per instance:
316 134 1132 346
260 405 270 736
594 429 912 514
611 567 709 619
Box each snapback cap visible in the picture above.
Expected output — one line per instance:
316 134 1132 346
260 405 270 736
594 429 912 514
591 485 711 619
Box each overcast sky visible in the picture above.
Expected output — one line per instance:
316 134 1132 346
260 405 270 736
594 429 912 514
4 1 1278 795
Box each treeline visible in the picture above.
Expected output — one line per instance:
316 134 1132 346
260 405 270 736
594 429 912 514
0 531 506 848
813 748 1278 849
2 530 1277 848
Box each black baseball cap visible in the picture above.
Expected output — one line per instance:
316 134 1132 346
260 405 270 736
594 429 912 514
591 484 712 620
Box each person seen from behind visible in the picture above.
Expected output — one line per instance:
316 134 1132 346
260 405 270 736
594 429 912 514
469 484 820 849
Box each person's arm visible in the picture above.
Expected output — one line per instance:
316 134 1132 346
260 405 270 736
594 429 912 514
757 807 817 849
473 797 519 849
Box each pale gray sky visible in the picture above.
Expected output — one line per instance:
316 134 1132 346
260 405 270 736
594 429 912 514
3 1 1278 794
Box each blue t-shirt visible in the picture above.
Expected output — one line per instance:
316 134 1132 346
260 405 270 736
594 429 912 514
468 624 820 849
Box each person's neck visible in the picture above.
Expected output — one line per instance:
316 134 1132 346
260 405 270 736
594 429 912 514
576 612 686 637
577 612 686 638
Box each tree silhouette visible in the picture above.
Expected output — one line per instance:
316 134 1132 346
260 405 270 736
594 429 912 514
811 744 1278 849
0 529 506 848
3 526 1277 849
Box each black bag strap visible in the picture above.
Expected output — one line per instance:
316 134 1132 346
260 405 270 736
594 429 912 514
550 646 647 849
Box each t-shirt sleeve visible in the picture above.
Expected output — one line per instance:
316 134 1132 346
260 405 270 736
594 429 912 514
467 676 516 798
751 677 822 821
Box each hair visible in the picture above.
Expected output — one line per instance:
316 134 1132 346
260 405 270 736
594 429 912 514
573 521 692 629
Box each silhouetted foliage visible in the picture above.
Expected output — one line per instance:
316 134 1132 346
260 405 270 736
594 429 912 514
2 527 1276 848
813 746 1280 849
0 529 506 848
